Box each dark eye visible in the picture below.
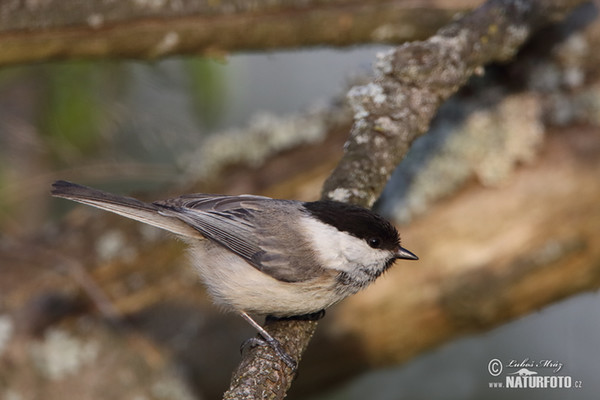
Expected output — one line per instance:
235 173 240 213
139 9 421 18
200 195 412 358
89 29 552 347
368 237 381 249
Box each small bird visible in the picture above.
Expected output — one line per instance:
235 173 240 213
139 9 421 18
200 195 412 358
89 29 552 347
51 180 417 367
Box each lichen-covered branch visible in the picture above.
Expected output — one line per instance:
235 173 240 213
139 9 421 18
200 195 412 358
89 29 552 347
321 0 588 207
223 0 589 398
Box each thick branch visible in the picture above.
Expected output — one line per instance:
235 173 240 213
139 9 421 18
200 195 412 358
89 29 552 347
223 0 589 398
0 0 479 67
322 0 587 207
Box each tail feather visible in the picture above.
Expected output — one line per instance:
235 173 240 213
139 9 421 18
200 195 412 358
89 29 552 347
51 180 201 238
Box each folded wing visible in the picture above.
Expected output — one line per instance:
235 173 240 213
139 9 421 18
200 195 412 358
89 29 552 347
155 195 320 282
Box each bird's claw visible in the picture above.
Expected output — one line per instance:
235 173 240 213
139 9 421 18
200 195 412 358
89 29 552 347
240 336 297 370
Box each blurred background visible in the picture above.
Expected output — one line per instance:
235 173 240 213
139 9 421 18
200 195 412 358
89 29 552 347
1 1 600 399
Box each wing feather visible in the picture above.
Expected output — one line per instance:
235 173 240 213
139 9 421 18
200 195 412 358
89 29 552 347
156 195 286 273
156 195 322 282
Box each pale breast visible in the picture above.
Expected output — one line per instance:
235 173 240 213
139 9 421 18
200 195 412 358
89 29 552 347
186 240 345 316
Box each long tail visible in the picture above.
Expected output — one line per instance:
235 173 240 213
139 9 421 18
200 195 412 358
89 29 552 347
51 180 200 238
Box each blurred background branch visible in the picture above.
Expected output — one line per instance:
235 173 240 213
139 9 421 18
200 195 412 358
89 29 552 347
0 0 482 67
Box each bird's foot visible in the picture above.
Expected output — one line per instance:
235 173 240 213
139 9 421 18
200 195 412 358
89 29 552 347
241 336 297 370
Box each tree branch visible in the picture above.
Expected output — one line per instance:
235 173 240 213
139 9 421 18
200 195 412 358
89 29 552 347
322 0 588 207
0 0 479 67
223 0 589 398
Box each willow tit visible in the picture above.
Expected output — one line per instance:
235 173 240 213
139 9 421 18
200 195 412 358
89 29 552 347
51 180 417 367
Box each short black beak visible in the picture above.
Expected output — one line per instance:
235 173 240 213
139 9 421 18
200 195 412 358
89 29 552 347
396 246 418 260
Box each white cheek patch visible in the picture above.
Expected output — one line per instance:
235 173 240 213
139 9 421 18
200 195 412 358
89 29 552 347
300 216 390 273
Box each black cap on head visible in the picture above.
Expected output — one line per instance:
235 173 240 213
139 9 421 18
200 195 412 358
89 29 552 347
303 200 401 251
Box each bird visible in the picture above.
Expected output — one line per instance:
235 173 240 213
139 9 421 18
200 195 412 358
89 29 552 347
51 180 418 367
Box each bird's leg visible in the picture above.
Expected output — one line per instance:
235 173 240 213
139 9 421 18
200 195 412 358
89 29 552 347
239 311 297 369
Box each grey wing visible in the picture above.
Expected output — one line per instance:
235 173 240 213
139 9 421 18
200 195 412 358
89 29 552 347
155 195 318 282
156 193 272 211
